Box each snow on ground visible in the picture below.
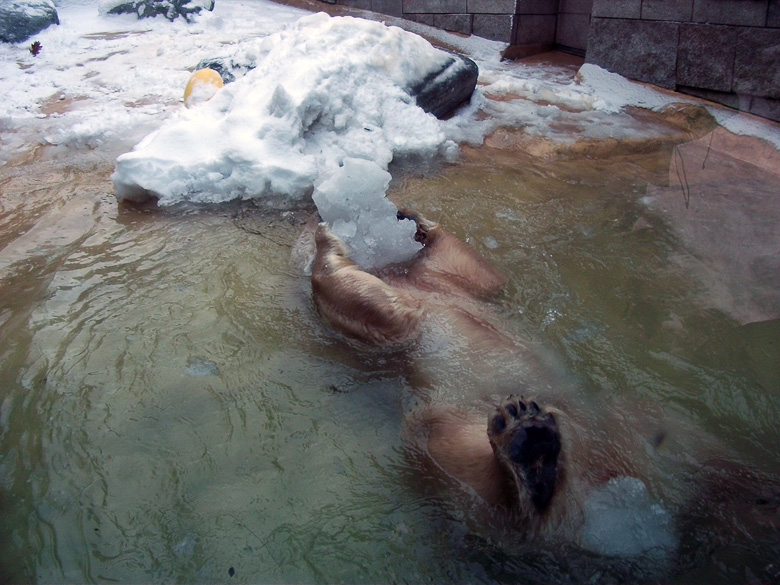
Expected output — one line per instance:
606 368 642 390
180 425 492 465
2 0 780 267
0 0 312 164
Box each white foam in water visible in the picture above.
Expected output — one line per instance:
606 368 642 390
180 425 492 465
312 158 421 270
581 476 678 557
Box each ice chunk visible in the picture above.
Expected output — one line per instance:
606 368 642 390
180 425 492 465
581 476 677 557
312 158 421 270
185 357 219 377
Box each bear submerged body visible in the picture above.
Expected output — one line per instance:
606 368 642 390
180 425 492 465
306 211 779 564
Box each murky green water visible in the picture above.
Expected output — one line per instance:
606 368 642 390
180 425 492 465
1 122 779 583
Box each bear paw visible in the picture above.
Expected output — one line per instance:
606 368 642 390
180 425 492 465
487 394 562 512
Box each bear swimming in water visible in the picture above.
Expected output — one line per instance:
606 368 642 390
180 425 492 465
308 211 779 555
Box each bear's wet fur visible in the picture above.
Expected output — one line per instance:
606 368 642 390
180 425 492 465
308 210 780 547
310 212 581 528
379 209 506 300
311 223 425 346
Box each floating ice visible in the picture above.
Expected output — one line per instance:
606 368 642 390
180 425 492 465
581 476 677 557
184 357 219 377
313 158 421 270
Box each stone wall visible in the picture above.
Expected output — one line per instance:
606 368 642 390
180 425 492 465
586 0 780 122
319 0 780 122
319 1 565 45
557 0 592 54
320 1 589 53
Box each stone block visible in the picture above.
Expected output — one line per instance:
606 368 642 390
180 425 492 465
734 28 780 98
473 13 515 40
340 0 372 9
592 0 640 19
769 0 780 27
405 12 434 25
434 13 473 33
515 13 557 43
641 0 692 21
678 24 736 92
514 0 559 14
748 96 780 122
693 0 767 26
586 18 678 88
559 0 593 14
372 0 403 16
677 85 742 109
556 12 590 50
467 0 516 14
403 0 467 13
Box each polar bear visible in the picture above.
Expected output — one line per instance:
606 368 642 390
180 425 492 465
310 222 425 346
308 212 779 554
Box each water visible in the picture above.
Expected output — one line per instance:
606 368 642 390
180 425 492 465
1 118 779 583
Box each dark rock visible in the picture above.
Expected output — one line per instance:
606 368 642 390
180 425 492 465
196 48 479 120
194 57 238 83
408 50 479 119
0 0 59 43
100 0 214 22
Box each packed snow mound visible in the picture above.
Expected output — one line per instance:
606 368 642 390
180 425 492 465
313 158 421 269
111 12 459 207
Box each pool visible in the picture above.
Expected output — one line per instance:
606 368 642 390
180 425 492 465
1 97 778 582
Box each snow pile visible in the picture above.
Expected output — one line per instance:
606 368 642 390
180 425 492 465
482 63 683 115
581 476 677 557
577 64 686 113
312 158 421 269
111 12 454 207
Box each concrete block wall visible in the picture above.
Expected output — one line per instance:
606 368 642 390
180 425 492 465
320 1 565 44
557 0 593 54
586 0 780 121
319 0 780 122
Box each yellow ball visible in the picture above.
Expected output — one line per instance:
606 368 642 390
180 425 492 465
183 68 224 108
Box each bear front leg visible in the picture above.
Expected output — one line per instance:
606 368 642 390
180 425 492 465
310 223 425 347
390 210 507 300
